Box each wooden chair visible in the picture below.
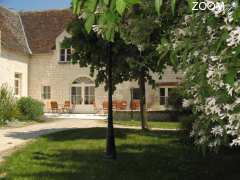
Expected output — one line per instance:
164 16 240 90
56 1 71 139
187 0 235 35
116 100 127 110
103 101 108 111
50 101 61 113
62 101 71 113
131 100 140 110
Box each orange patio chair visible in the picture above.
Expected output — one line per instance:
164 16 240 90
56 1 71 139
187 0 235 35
117 100 127 110
103 101 108 111
131 100 140 110
50 101 61 113
62 101 71 113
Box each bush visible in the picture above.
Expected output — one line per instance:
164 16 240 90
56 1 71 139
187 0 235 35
180 115 195 133
17 97 44 120
168 88 184 111
0 84 19 124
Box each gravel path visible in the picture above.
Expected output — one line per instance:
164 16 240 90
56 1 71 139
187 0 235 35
0 119 105 163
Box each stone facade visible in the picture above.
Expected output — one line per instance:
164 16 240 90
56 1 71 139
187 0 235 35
27 31 182 113
0 47 29 97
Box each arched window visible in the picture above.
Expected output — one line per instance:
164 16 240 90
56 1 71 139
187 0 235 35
72 77 94 84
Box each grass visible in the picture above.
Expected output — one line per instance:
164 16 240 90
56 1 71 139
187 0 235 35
1 129 240 180
114 119 181 129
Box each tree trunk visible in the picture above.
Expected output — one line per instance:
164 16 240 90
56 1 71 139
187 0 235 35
139 70 148 130
105 42 116 159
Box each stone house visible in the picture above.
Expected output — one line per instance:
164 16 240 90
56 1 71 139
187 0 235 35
0 6 182 113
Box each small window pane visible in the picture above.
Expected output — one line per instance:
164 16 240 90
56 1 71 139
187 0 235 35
60 49 66 61
160 97 166 105
67 49 71 61
132 88 141 100
84 86 95 105
71 87 82 105
42 86 51 100
160 88 165 96
14 73 21 96
160 88 166 105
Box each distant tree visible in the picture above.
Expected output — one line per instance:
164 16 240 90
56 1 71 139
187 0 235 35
119 0 187 129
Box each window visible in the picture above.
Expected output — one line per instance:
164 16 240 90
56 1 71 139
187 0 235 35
14 73 22 96
159 88 174 106
159 88 166 105
71 87 82 105
60 48 71 62
84 86 95 105
42 86 51 100
131 88 141 100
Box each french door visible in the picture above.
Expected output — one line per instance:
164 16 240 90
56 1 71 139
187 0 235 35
71 85 95 113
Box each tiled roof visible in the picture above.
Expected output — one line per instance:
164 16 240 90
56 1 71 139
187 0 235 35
0 6 31 54
20 9 74 54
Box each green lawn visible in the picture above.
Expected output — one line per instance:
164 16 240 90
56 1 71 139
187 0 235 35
114 120 181 129
1 128 240 180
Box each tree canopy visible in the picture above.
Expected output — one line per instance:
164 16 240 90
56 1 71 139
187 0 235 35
159 0 240 152
71 0 182 41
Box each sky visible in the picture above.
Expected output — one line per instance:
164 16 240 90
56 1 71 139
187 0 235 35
0 0 71 11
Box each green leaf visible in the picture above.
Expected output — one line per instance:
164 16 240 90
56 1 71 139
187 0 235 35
155 0 163 16
171 0 176 15
84 14 95 33
224 69 237 86
84 0 98 12
187 0 193 12
103 0 110 5
215 32 228 53
125 0 140 5
116 0 127 15
72 0 81 14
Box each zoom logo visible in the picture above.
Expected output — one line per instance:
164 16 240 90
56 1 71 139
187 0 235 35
192 1 225 11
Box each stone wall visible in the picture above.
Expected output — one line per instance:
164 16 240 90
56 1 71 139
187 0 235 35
0 47 29 96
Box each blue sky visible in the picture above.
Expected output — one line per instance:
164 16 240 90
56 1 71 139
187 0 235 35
0 0 71 11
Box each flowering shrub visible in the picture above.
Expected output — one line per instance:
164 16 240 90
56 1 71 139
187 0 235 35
158 0 240 152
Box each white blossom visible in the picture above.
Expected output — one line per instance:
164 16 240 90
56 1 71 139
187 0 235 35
211 126 224 136
226 26 240 47
182 99 192 108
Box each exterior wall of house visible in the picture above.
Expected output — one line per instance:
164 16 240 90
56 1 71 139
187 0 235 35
0 47 29 97
28 32 183 113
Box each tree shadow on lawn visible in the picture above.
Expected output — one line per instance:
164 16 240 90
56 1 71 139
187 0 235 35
44 128 184 141
4 128 78 140
3 128 240 180
5 126 184 141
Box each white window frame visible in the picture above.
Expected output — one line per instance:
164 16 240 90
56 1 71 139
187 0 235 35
14 73 22 97
59 47 72 63
71 85 95 105
159 87 175 106
42 86 51 100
